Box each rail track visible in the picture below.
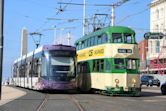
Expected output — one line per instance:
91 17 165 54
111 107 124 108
35 93 85 111
35 94 49 111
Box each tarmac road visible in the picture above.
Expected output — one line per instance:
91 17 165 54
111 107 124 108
0 86 166 111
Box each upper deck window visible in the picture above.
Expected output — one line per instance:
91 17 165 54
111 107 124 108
124 33 133 43
97 35 102 44
91 37 95 46
112 33 122 43
101 34 108 43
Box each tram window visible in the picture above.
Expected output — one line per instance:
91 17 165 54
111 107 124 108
124 34 133 43
99 59 104 71
91 37 95 46
126 59 136 69
87 39 90 47
93 60 99 72
41 58 47 76
97 35 102 44
112 33 122 43
101 34 108 43
76 43 79 50
93 59 104 72
19 65 25 77
80 43 82 49
81 41 85 49
33 59 39 77
85 40 88 48
13 65 17 77
96 60 100 71
93 60 96 71
94 36 98 45
105 60 111 71
114 59 125 69
79 42 82 50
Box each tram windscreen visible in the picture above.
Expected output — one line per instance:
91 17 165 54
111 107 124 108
50 57 75 79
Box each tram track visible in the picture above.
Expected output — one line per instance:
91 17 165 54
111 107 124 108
68 95 86 111
35 93 85 111
35 94 49 111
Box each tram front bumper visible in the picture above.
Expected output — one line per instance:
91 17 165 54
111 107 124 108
105 86 141 95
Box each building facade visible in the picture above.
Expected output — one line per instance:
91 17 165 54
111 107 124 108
138 39 148 72
147 0 166 74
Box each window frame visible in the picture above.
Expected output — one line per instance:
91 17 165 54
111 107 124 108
112 33 123 43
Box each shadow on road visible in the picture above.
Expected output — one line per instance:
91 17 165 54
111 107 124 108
141 91 163 97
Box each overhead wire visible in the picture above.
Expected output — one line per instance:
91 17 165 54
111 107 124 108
34 0 73 32
22 0 56 10
116 8 149 24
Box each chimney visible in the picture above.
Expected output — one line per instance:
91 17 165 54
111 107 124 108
21 27 28 56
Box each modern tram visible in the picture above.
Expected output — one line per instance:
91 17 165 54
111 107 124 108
75 26 141 96
13 45 77 90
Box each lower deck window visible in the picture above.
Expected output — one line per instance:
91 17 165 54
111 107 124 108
126 59 136 69
114 58 125 69
93 59 104 72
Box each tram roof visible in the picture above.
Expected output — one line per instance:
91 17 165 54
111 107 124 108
75 26 135 44
14 44 75 63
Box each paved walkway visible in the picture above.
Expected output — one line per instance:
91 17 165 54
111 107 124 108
0 86 26 106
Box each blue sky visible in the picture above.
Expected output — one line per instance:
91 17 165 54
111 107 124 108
3 0 151 80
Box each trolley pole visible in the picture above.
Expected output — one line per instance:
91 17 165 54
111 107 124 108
0 0 4 100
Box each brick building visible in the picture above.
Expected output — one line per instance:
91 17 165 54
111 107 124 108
138 39 148 73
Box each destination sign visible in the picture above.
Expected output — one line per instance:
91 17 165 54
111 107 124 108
144 32 164 39
118 49 132 53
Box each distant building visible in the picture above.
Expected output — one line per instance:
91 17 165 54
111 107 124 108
138 39 148 73
147 0 166 74
150 0 166 33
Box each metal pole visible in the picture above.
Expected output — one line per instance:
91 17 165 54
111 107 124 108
83 0 86 36
54 27 56 44
0 0 4 100
67 32 71 45
111 5 115 26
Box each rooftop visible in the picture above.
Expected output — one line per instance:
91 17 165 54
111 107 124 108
150 0 166 7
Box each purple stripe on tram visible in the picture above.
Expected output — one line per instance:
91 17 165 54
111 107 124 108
37 79 76 90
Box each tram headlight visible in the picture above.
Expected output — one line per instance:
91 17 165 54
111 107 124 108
132 78 137 87
132 78 137 84
115 79 120 86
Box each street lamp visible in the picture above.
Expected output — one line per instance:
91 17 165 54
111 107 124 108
29 32 43 49
0 0 4 100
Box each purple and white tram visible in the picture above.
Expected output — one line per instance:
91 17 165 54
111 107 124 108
13 45 77 90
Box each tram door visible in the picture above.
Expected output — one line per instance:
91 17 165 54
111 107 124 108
78 62 91 91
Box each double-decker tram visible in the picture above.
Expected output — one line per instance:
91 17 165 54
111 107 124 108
13 45 77 90
75 26 141 96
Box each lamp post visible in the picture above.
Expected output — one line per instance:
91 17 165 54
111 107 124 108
0 0 4 100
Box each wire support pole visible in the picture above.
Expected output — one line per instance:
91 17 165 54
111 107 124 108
0 0 4 100
83 0 86 36
111 5 115 26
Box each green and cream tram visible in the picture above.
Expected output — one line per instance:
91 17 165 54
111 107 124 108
75 26 141 96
